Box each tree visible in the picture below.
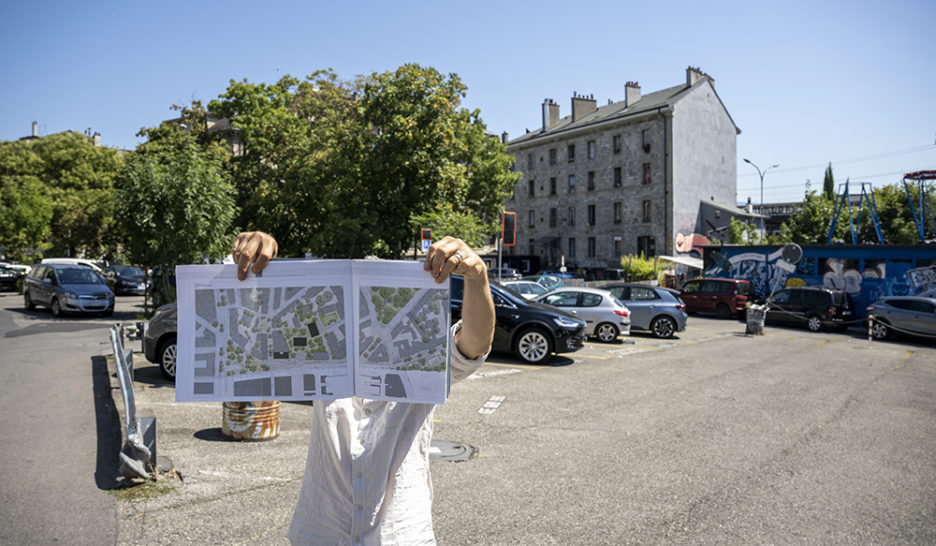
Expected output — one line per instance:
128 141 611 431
0 132 123 259
115 129 236 306
208 64 519 259
823 163 835 200
0 174 52 262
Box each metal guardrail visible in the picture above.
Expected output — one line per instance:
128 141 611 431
109 324 157 480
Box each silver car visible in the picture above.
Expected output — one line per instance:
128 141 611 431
604 284 688 338
535 287 630 342
866 296 936 342
500 280 549 300
143 302 178 379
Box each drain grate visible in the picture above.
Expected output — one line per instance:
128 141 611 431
430 440 477 462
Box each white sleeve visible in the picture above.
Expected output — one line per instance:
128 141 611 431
449 319 490 384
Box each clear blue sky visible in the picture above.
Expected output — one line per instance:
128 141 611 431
2 0 934 204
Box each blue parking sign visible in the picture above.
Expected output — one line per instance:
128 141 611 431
422 239 431 252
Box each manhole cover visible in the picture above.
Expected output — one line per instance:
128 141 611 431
430 440 477 462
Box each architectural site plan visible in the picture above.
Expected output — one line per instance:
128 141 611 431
175 260 451 404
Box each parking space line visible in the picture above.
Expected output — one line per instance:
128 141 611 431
483 362 548 370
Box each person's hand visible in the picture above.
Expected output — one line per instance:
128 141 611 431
232 231 278 281
423 236 487 284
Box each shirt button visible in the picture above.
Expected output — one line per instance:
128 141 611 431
356 504 363 511
354 538 360 543
364 409 372 415
356 471 363 478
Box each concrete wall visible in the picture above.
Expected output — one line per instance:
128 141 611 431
671 80 738 245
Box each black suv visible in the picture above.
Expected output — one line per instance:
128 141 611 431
762 286 852 332
450 276 586 364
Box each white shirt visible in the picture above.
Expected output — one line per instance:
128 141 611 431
288 322 488 545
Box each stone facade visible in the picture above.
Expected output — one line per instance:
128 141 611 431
504 67 739 272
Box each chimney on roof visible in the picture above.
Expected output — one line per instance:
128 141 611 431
624 81 641 108
93 131 101 147
501 131 508 144
571 92 596 123
746 197 753 214
686 66 708 86
541 98 560 131
31 121 38 138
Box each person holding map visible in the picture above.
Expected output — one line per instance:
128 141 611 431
231 230 495 545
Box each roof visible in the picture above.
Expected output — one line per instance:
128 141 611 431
508 76 739 147
701 200 767 219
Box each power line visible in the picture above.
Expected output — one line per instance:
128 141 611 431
738 163 936 193
737 144 936 177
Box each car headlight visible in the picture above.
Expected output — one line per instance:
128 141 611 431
65 291 79 300
553 316 583 328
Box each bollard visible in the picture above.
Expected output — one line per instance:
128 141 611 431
867 315 873 348
221 401 281 441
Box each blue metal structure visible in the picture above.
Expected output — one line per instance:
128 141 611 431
826 180 884 244
702 244 936 321
902 171 936 243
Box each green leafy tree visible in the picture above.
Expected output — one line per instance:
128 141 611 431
209 64 518 259
619 253 661 282
115 129 236 307
0 173 53 262
781 189 845 244
823 163 835 200
0 133 123 259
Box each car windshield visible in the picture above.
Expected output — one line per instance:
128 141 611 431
58 268 105 285
114 265 145 276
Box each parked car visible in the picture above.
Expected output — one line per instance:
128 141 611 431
679 278 752 318
103 265 148 295
604 284 688 338
489 266 522 281
499 280 549 300
866 296 936 341
0 262 30 277
522 274 566 291
534 287 630 342
451 276 587 364
143 302 178 379
40 257 105 274
0 266 19 292
23 263 114 317
761 286 852 332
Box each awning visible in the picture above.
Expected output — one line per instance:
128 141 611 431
657 255 704 269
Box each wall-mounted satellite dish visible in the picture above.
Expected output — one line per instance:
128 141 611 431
780 243 803 264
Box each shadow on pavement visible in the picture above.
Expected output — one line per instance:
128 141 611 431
91 355 122 490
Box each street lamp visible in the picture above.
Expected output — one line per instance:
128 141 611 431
743 158 780 209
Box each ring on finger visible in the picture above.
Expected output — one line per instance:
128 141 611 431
451 251 464 264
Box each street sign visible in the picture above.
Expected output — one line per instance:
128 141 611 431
421 239 431 252
502 212 516 246
420 228 432 253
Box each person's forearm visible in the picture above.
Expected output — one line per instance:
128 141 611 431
456 273 495 360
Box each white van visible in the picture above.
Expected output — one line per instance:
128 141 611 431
40 258 105 274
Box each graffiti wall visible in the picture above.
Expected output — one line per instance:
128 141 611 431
704 245 936 320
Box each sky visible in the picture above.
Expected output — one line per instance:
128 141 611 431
2 0 934 205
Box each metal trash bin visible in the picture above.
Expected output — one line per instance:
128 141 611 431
745 304 766 335
221 401 281 441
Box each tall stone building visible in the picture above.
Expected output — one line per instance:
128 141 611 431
504 67 748 273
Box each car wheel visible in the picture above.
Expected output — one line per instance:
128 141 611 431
651 316 676 338
514 328 553 364
51 298 62 317
158 336 177 380
24 291 35 310
806 314 823 332
715 303 731 319
871 320 889 340
595 322 619 343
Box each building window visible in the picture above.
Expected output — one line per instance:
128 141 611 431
613 238 621 257
642 200 651 223
587 140 596 159
614 167 622 188
528 210 535 227
642 163 651 185
529 238 535 256
527 153 534 170
549 207 557 228
614 202 622 224
587 204 596 226
568 237 576 258
613 134 622 154
568 206 575 226
528 179 535 197
587 171 595 191
568 174 576 192
549 148 557 165
638 235 655 257
642 129 650 153
550 177 557 195
567 144 575 163
588 237 596 258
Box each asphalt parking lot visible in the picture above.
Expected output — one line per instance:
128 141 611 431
2 292 935 545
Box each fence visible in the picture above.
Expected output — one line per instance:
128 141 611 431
108 324 157 480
